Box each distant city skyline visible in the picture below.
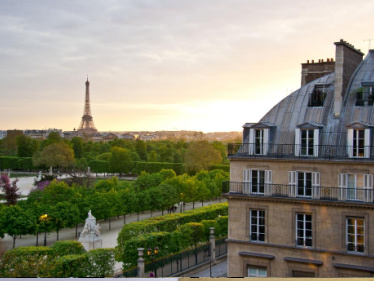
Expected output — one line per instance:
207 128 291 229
0 1 373 132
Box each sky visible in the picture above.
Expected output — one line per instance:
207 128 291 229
1 0 374 133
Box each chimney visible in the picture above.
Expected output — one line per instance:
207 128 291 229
333 39 364 117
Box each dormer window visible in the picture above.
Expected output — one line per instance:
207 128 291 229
346 122 373 158
247 122 276 156
355 83 374 106
295 122 323 157
308 85 328 107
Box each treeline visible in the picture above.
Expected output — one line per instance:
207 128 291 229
0 132 230 175
0 169 229 248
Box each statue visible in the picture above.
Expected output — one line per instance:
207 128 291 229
78 210 102 251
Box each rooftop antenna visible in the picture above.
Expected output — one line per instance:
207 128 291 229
364 39 374 51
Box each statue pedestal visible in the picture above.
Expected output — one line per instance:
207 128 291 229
78 211 102 252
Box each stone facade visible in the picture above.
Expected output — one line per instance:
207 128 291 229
227 158 374 277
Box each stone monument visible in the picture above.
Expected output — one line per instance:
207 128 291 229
78 210 102 251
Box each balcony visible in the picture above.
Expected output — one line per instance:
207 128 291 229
228 143 373 160
224 182 374 203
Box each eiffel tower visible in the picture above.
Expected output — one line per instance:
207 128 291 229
77 77 98 134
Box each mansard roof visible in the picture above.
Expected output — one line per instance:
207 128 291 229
252 49 374 147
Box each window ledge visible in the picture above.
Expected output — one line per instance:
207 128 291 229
333 263 374 273
284 257 323 265
239 251 275 260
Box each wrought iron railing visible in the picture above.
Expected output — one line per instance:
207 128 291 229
228 143 374 160
224 182 374 203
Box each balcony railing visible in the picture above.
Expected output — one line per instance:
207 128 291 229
228 143 374 160
224 182 374 203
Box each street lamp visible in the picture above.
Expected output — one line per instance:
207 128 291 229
147 246 159 277
39 213 48 246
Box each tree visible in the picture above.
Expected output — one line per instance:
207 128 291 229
16 135 39 157
71 137 84 159
33 142 75 170
49 201 80 241
135 140 148 161
2 205 36 248
108 147 133 176
184 141 222 174
0 174 20 205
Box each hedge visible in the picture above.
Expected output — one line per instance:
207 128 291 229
132 161 184 175
0 246 55 277
117 203 228 242
116 215 228 268
49 254 89 277
86 248 115 277
89 160 109 174
51 240 86 256
0 242 115 278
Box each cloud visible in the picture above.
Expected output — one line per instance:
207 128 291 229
0 0 374 131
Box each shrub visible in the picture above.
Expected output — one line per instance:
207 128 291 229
178 222 204 248
51 240 86 256
86 248 115 277
0 246 55 277
49 254 89 278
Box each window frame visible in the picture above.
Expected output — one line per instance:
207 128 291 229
249 209 266 242
295 213 313 247
243 169 272 195
346 217 365 253
247 266 267 277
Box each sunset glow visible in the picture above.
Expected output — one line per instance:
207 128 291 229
1 0 373 132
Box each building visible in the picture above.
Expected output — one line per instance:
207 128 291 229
225 40 374 277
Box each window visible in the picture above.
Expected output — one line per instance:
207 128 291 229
338 173 373 202
346 218 364 253
248 266 267 277
255 129 265 155
296 214 312 247
353 129 365 157
301 130 314 156
308 86 327 107
243 169 272 195
297 172 312 197
355 86 374 106
250 210 265 242
248 128 269 155
295 126 320 157
347 127 371 158
289 171 320 198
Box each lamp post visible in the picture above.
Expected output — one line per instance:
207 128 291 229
147 246 159 277
39 213 48 246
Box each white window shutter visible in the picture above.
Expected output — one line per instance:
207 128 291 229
338 173 347 201
313 129 319 157
295 128 301 156
312 172 320 199
263 128 269 155
364 128 371 158
364 174 373 202
347 129 353 158
265 170 272 196
249 129 254 155
289 171 296 197
243 169 250 194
